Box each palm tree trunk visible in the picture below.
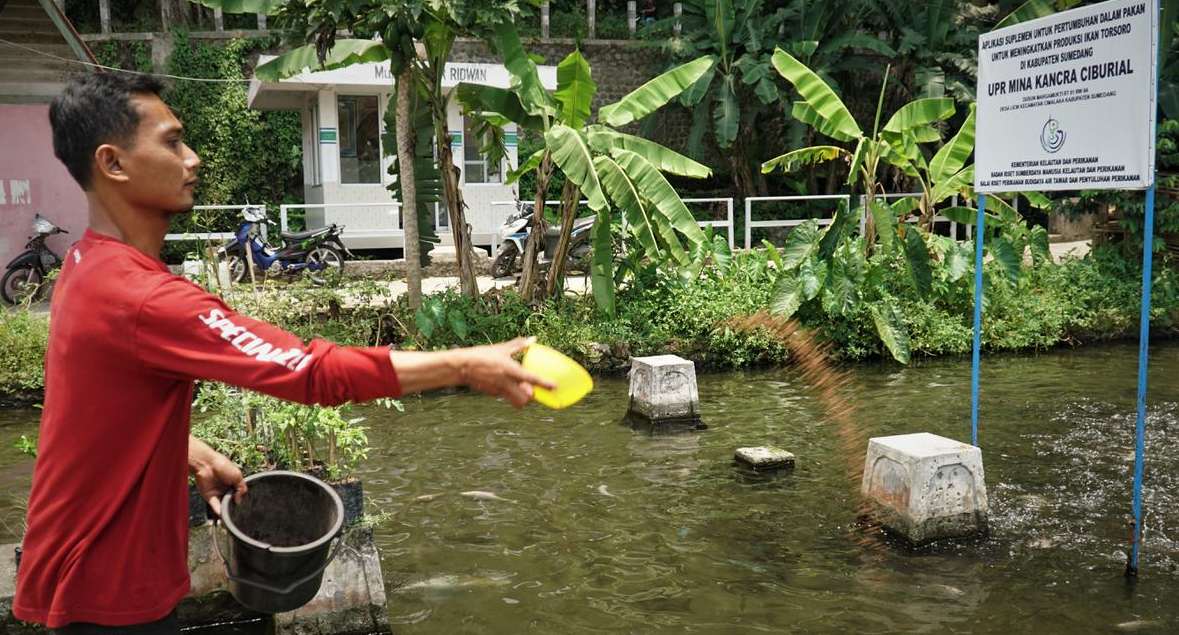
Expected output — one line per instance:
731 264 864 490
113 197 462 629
545 181 581 298
518 154 552 302
395 68 422 309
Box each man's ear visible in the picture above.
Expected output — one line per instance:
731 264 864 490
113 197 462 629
94 144 130 184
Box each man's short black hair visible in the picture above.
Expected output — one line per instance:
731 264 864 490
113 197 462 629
49 72 165 189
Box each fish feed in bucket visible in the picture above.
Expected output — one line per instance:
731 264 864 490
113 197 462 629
216 470 345 613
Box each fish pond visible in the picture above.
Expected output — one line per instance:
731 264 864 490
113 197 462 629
3 342 1179 632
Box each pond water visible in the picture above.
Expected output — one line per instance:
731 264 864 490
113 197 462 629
4 342 1179 632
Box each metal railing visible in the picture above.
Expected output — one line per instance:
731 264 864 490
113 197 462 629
857 193 970 240
493 195 737 253
683 197 735 249
744 195 851 250
164 204 259 242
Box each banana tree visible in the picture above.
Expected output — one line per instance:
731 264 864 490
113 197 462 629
459 28 715 313
762 49 956 252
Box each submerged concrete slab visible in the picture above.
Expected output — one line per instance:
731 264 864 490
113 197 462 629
627 355 700 422
735 447 795 471
861 432 988 544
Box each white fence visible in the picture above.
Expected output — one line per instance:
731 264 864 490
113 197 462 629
683 197 735 249
164 204 260 242
744 195 851 249
491 196 737 253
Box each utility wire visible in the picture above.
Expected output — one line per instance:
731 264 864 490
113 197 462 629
0 36 282 84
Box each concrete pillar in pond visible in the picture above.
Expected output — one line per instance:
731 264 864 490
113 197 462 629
627 355 700 422
861 432 988 544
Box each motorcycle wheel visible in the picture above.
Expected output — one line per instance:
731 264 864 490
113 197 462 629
306 246 345 285
491 243 519 278
1 265 42 305
225 253 248 284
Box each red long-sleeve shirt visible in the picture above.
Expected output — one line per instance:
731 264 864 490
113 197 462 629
13 229 400 628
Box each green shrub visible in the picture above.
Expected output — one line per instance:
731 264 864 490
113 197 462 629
0 310 49 403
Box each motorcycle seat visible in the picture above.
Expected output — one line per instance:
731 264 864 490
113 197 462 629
280 227 332 241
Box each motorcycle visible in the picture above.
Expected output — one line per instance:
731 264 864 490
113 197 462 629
216 206 353 285
491 203 594 278
2 214 66 305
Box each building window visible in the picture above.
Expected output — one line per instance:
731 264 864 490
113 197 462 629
337 95 381 184
463 116 502 184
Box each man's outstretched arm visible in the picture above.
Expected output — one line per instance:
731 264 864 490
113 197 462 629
390 337 553 408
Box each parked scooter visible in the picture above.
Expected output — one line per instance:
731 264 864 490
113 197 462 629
216 206 352 285
2 214 66 305
491 203 594 278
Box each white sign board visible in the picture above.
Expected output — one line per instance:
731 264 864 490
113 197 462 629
975 0 1158 192
255 57 558 90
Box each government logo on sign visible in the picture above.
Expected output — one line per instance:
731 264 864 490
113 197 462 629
1040 117 1066 153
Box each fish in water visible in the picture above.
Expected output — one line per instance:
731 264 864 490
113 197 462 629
414 494 440 503
928 584 966 598
597 484 616 498
396 574 513 592
1116 620 1162 632
460 490 516 504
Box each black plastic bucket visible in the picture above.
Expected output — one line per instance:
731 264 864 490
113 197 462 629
213 470 345 613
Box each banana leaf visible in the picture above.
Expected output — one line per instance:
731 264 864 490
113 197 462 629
600 56 717 128
507 149 545 185
791 101 859 144
545 125 609 212
942 205 1000 227
713 75 741 149
554 50 596 129
705 0 736 59
594 156 662 258
613 149 708 264
996 0 1079 29
493 21 554 118
870 299 911 364
882 98 955 135
455 83 544 130
846 138 866 185
679 62 717 108
590 210 616 316
929 103 975 185
771 49 863 142
586 128 711 178
762 145 846 174
931 166 975 205
255 40 389 82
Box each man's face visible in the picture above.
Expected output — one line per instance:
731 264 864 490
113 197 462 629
114 94 201 214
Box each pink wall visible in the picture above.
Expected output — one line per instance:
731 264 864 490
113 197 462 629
0 104 87 265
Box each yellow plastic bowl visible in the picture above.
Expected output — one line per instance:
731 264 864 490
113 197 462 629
522 343 593 409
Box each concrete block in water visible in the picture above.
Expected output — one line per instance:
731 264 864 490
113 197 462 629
627 355 700 422
735 447 795 471
861 432 988 544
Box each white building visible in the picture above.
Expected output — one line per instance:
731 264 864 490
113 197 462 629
247 58 557 252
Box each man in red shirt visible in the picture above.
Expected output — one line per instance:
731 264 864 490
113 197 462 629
14 72 553 634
